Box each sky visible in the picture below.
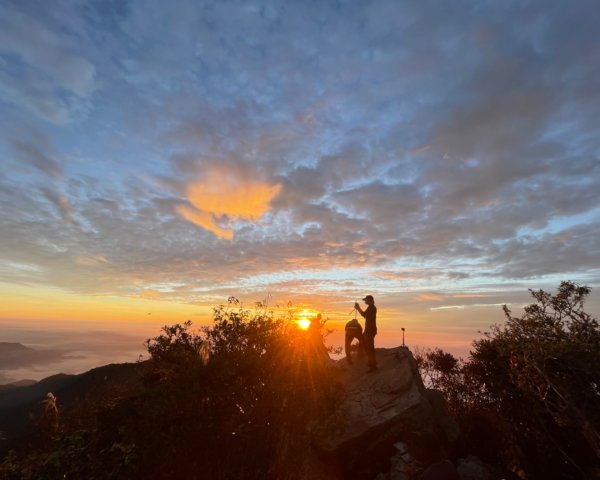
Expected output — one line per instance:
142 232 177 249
1 0 599 382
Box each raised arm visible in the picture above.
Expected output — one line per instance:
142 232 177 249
354 302 366 318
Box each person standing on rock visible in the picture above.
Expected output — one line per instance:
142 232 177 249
355 295 378 372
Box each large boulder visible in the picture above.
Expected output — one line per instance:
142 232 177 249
424 389 461 445
456 455 498 480
309 346 460 479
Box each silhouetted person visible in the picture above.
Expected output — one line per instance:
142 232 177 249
355 295 377 372
344 318 363 365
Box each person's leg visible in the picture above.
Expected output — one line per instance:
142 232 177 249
344 334 353 364
370 333 377 367
363 333 377 370
357 332 365 359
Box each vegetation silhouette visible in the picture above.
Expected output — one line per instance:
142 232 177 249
1 283 598 479
0 298 339 479
416 281 600 479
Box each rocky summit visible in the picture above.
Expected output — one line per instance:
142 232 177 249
305 346 493 480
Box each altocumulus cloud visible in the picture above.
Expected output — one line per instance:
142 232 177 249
0 0 599 306
0 2 95 124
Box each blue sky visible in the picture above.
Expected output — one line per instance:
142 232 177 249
1 0 599 378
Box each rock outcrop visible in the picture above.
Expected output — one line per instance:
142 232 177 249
306 346 489 480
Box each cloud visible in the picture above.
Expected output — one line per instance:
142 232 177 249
333 181 424 225
0 69 71 124
416 293 445 302
76 255 108 267
0 0 599 316
0 3 95 123
9 139 63 179
40 187 74 222
176 167 281 239
491 222 600 279
0 5 95 95
430 303 513 311
0 327 151 382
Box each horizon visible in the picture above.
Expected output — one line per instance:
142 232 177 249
2 283 599 383
1 1 600 383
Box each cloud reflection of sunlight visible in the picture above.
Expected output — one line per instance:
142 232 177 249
177 168 281 239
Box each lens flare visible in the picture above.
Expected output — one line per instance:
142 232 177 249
295 308 319 330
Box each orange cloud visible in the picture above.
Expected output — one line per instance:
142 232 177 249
177 169 281 239
416 293 446 302
142 289 162 298
176 205 234 240
76 255 108 266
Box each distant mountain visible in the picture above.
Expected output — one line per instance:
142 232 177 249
0 342 66 371
0 342 32 353
0 344 37 391
0 373 76 409
0 362 144 453
0 379 37 392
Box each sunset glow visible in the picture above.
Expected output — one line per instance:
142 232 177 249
297 319 312 330
1 0 599 384
176 167 282 239
295 308 319 330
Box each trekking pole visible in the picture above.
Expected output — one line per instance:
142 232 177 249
348 300 359 318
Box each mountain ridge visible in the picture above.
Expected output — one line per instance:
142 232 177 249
0 343 32 353
0 362 144 454
0 348 497 479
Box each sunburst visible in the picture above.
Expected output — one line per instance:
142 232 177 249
295 307 318 330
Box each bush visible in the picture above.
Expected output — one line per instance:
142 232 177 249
1 298 339 479
417 281 600 479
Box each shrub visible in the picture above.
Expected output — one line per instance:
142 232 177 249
1 298 339 479
417 281 600 479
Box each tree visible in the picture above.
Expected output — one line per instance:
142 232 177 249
470 281 600 478
1 298 339 479
136 298 338 478
416 282 600 479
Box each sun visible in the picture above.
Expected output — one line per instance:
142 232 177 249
295 308 319 330
297 319 311 330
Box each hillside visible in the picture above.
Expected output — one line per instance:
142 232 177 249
0 346 493 480
0 380 37 392
0 362 144 454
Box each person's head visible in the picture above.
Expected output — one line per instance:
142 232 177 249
362 295 374 306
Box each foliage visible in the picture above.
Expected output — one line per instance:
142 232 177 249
0 298 339 479
145 320 206 366
417 281 600 479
